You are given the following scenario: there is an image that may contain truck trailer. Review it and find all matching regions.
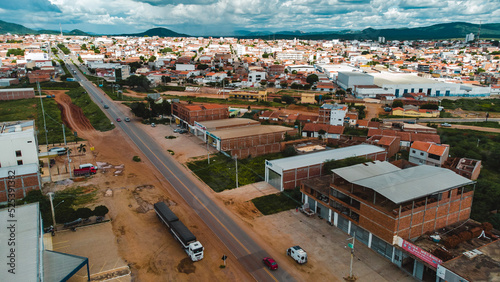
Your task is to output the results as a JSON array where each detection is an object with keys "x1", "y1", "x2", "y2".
[
  {"x1": 73, "y1": 167, "x2": 96, "y2": 176},
  {"x1": 154, "y1": 202, "x2": 204, "y2": 261}
]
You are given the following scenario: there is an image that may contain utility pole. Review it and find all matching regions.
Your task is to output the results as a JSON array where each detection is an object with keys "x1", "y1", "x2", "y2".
[
  {"x1": 48, "y1": 192, "x2": 56, "y2": 231},
  {"x1": 345, "y1": 232, "x2": 357, "y2": 281},
  {"x1": 207, "y1": 139, "x2": 210, "y2": 164},
  {"x1": 234, "y1": 155, "x2": 238, "y2": 188},
  {"x1": 62, "y1": 124, "x2": 72, "y2": 178},
  {"x1": 38, "y1": 81, "x2": 52, "y2": 182}
]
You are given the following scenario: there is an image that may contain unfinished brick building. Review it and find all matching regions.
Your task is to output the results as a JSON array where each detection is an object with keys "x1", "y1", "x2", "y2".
[
  {"x1": 172, "y1": 103, "x2": 229, "y2": 125},
  {"x1": 300, "y1": 161, "x2": 475, "y2": 280}
]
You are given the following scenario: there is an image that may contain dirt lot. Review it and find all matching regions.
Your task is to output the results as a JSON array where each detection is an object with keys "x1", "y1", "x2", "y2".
[
  {"x1": 47, "y1": 89, "x2": 414, "y2": 281},
  {"x1": 46, "y1": 90, "x2": 252, "y2": 281}
]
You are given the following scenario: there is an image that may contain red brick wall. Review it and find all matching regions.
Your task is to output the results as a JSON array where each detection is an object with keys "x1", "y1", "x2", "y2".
[
  {"x1": 0, "y1": 173, "x2": 40, "y2": 203},
  {"x1": 0, "y1": 89, "x2": 35, "y2": 100},
  {"x1": 221, "y1": 130, "x2": 296, "y2": 151}
]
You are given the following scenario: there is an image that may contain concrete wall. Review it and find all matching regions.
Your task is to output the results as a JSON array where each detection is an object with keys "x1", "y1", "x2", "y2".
[{"x1": 0, "y1": 88, "x2": 35, "y2": 100}]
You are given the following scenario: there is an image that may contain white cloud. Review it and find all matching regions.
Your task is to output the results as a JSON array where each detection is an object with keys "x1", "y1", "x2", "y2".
[{"x1": 1, "y1": 0, "x2": 498, "y2": 35}]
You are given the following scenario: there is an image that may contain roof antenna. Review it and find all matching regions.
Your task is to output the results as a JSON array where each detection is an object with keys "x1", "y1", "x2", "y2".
[{"x1": 476, "y1": 21, "x2": 481, "y2": 48}]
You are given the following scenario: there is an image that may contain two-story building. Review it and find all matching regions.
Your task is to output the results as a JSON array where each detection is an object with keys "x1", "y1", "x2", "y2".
[
  {"x1": 318, "y1": 104, "x2": 348, "y2": 126},
  {"x1": 300, "y1": 161, "x2": 475, "y2": 281},
  {"x1": 409, "y1": 141, "x2": 449, "y2": 167}
]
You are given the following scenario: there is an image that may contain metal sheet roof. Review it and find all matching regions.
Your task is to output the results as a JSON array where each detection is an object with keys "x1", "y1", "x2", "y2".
[
  {"x1": 332, "y1": 160, "x2": 400, "y2": 183},
  {"x1": 0, "y1": 203, "x2": 40, "y2": 282},
  {"x1": 267, "y1": 144, "x2": 385, "y2": 172},
  {"x1": 43, "y1": 250, "x2": 88, "y2": 282},
  {"x1": 334, "y1": 163, "x2": 474, "y2": 204}
]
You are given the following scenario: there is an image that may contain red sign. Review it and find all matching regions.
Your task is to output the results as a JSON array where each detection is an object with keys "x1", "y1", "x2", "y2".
[{"x1": 400, "y1": 239, "x2": 442, "y2": 268}]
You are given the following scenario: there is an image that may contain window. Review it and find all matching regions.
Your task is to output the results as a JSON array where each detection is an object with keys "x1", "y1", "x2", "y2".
[
  {"x1": 15, "y1": 150, "x2": 22, "y2": 157},
  {"x1": 420, "y1": 152, "x2": 424, "y2": 156},
  {"x1": 412, "y1": 150, "x2": 416, "y2": 154},
  {"x1": 27, "y1": 141, "x2": 32, "y2": 143},
  {"x1": 17, "y1": 160, "x2": 23, "y2": 165}
]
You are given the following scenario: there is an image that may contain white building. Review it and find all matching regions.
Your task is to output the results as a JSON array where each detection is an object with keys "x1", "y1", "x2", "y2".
[
  {"x1": 0, "y1": 120, "x2": 39, "y2": 167},
  {"x1": 372, "y1": 73, "x2": 491, "y2": 97},
  {"x1": 176, "y1": 64, "x2": 196, "y2": 71},
  {"x1": 248, "y1": 71, "x2": 266, "y2": 83},
  {"x1": 320, "y1": 104, "x2": 348, "y2": 126},
  {"x1": 409, "y1": 141, "x2": 449, "y2": 167},
  {"x1": 465, "y1": 33, "x2": 475, "y2": 42},
  {"x1": 337, "y1": 71, "x2": 374, "y2": 90},
  {"x1": 277, "y1": 51, "x2": 305, "y2": 61}
]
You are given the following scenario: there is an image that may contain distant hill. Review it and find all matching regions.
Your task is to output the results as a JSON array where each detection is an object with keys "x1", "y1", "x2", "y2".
[
  {"x1": 0, "y1": 20, "x2": 91, "y2": 36},
  {"x1": 117, "y1": 27, "x2": 189, "y2": 37},
  {"x1": 0, "y1": 20, "x2": 37, "y2": 34},
  {"x1": 239, "y1": 22, "x2": 500, "y2": 40}
]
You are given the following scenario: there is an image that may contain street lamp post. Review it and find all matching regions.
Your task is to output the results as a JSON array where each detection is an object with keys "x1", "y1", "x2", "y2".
[
  {"x1": 48, "y1": 192, "x2": 64, "y2": 233},
  {"x1": 345, "y1": 232, "x2": 356, "y2": 281}
]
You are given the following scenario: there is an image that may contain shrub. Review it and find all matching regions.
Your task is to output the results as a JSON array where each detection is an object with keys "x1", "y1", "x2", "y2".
[
  {"x1": 76, "y1": 207, "x2": 93, "y2": 220},
  {"x1": 93, "y1": 205, "x2": 109, "y2": 217},
  {"x1": 133, "y1": 156, "x2": 141, "y2": 162}
]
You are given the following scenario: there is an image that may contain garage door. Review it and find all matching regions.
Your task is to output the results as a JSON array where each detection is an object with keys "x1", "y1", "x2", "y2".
[{"x1": 267, "y1": 168, "x2": 281, "y2": 190}]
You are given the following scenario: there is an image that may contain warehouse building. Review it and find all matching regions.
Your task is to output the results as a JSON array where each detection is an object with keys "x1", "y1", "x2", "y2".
[
  {"x1": 264, "y1": 144, "x2": 386, "y2": 191},
  {"x1": 372, "y1": 73, "x2": 490, "y2": 97},
  {"x1": 336, "y1": 71, "x2": 374, "y2": 90},
  {"x1": 172, "y1": 103, "x2": 229, "y2": 126},
  {"x1": 194, "y1": 118, "x2": 296, "y2": 159}
]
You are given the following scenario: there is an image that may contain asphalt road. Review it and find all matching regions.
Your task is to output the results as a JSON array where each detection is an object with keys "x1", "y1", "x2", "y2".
[
  {"x1": 68, "y1": 64, "x2": 294, "y2": 281},
  {"x1": 382, "y1": 117, "x2": 500, "y2": 123}
]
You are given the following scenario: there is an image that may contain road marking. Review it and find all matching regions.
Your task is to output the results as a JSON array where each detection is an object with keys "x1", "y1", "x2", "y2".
[
  {"x1": 79, "y1": 71, "x2": 279, "y2": 282},
  {"x1": 99, "y1": 261, "x2": 107, "y2": 273},
  {"x1": 53, "y1": 240, "x2": 69, "y2": 245},
  {"x1": 54, "y1": 245, "x2": 69, "y2": 250}
]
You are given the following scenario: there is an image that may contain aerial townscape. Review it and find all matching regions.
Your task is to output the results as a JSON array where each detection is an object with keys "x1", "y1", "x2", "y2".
[{"x1": 1, "y1": 1, "x2": 500, "y2": 282}]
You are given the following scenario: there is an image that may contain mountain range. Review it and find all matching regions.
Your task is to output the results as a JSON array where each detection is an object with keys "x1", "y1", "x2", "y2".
[{"x1": 0, "y1": 20, "x2": 499, "y2": 40}]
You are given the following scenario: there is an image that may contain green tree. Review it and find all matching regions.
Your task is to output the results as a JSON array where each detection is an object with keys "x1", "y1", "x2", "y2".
[
  {"x1": 148, "y1": 55, "x2": 157, "y2": 62},
  {"x1": 282, "y1": 95, "x2": 295, "y2": 104},
  {"x1": 392, "y1": 100, "x2": 404, "y2": 108},
  {"x1": 280, "y1": 82, "x2": 288, "y2": 89},
  {"x1": 306, "y1": 74, "x2": 319, "y2": 84},
  {"x1": 76, "y1": 208, "x2": 93, "y2": 220},
  {"x1": 81, "y1": 44, "x2": 87, "y2": 50},
  {"x1": 93, "y1": 205, "x2": 109, "y2": 217},
  {"x1": 420, "y1": 103, "x2": 439, "y2": 110},
  {"x1": 160, "y1": 47, "x2": 173, "y2": 53}
]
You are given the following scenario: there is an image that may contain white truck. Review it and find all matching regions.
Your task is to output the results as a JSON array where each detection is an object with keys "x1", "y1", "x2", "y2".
[
  {"x1": 287, "y1": 246, "x2": 308, "y2": 264},
  {"x1": 154, "y1": 202, "x2": 204, "y2": 261}
]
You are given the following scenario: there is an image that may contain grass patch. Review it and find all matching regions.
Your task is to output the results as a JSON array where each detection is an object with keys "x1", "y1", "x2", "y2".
[
  {"x1": 187, "y1": 152, "x2": 285, "y2": 192},
  {"x1": 441, "y1": 98, "x2": 500, "y2": 112},
  {"x1": 0, "y1": 97, "x2": 74, "y2": 144},
  {"x1": 252, "y1": 188, "x2": 302, "y2": 215},
  {"x1": 66, "y1": 87, "x2": 115, "y2": 131},
  {"x1": 450, "y1": 121, "x2": 500, "y2": 129},
  {"x1": 165, "y1": 135, "x2": 177, "y2": 139}
]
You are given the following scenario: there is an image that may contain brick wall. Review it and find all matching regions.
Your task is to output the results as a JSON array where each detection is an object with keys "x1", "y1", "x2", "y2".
[
  {"x1": 0, "y1": 89, "x2": 35, "y2": 100},
  {"x1": 0, "y1": 173, "x2": 40, "y2": 203}
]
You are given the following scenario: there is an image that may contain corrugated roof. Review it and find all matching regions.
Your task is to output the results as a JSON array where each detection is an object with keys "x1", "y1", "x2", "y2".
[
  {"x1": 267, "y1": 144, "x2": 385, "y2": 171},
  {"x1": 334, "y1": 163, "x2": 474, "y2": 204},
  {"x1": 332, "y1": 161, "x2": 399, "y2": 182}
]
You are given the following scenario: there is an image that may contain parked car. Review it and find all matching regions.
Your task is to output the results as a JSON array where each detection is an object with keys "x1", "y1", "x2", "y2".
[
  {"x1": 173, "y1": 128, "x2": 181, "y2": 133},
  {"x1": 441, "y1": 123, "x2": 452, "y2": 127},
  {"x1": 151, "y1": 123, "x2": 156, "y2": 127},
  {"x1": 116, "y1": 118, "x2": 122, "y2": 122},
  {"x1": 124, "y1": 117, "x2": 131, "y2": 122},
  {"x1": 263, "y1": 257, "x2": 278, "y2": 270},
  {"x1": 179, "y1": 129, "x2": 188, "y2": 134},
  {"x1": 103, "y1": 105, "x2": 109, "y2": 109}
]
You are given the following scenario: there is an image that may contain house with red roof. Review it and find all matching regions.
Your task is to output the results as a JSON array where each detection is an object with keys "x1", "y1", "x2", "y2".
[{"x1": 409, "y1": 141, "x2": 449, "y2": 167}]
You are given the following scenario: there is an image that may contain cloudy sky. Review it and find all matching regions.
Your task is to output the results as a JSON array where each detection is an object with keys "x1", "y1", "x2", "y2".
[{"x1": 1, "y1": 0, "x2": 499, "y2": 35}]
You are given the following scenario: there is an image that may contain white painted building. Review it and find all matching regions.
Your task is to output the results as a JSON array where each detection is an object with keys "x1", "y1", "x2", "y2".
[
  {"x1": 0, "y1": 120, "x2": 39, "y2": 167},
  {"x1": 248, "y1": 71, "x2": 266, "y2": 83},
  {"x1": 176, "y1": 64, "x2": 196, "y2": 71}
]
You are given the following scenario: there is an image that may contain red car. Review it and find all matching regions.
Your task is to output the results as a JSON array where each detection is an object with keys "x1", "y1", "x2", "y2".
[
  {"x1": 262, "y1": 257, "x2": 278, "y2": 270},
  {"x1": 116, "y1": 118, "x2": 122, "y2": 122}
]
